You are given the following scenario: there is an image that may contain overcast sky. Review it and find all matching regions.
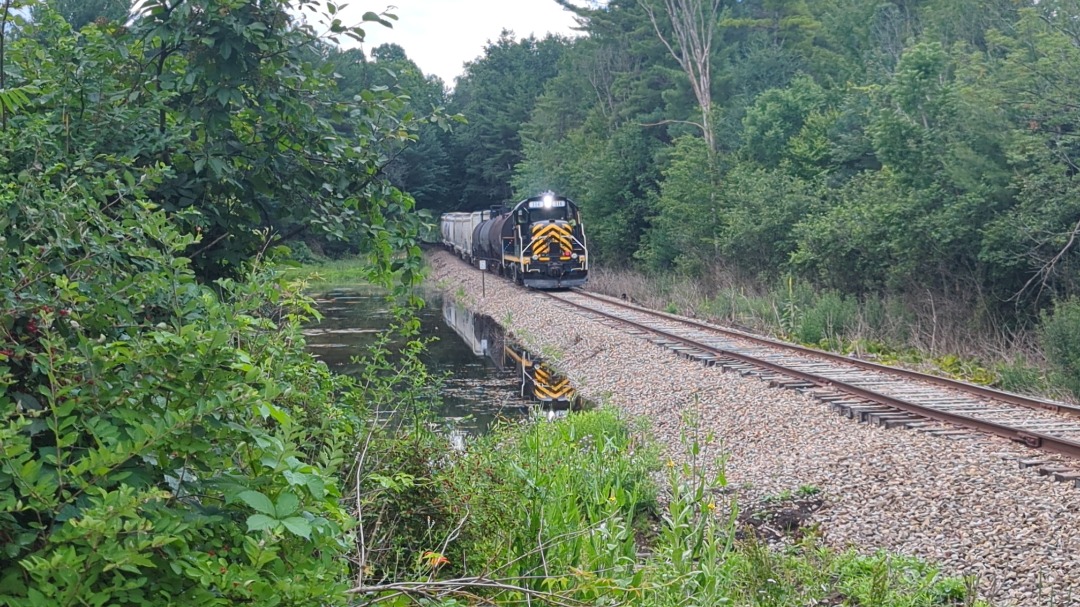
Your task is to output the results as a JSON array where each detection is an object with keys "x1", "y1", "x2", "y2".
[{"x1": 339, "y1": 1, "x2": 584, "y2": 86}]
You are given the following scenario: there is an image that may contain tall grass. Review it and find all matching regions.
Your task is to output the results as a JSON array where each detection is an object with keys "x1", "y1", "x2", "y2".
[
  {"x1": 279, "y1": 257, "x2": 377, "y2": 289},
  {"x1": 588, "y1": 265, "x2": 1067, "y2": 400},
  {"x1": 441, "y1": 409, "x2": 657, "y2": 594},
  {"x1": 419, "y1": 409, "x2": 987, "y2": 606}
]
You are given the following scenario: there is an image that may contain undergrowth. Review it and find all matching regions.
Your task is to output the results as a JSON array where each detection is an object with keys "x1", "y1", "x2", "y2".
[
  {"x1": 356, "y1": 408, "x2": 988, "y2": 606},
  {"x1": 279, "y1": 257, "x2": 378, "y2": 290},
  {"x1": 589, "y1": 267, "x2": 1075, "y2": 401}
]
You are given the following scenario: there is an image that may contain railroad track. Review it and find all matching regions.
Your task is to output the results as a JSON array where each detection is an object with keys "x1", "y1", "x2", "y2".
[{"x1": 539, "y1": 288, "x2": 1080, "y2": 484}]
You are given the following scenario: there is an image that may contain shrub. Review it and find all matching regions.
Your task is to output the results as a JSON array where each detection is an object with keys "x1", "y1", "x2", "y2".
[
  {"x1": 796, "y1": 290, "x2": 859, "y2": 346},
  {"x1": 0, "y1": 174, "x2": 361, "y2": 605},
  {"x1": 441, "y1": 409, "x2": 658, "y2": 584},
  {"x1": 1039, "y1": 298, "x2": 1080, "y2": 398},
  {"x1": 997, "y1": 357, "x2": 1048, "y2": 397}
]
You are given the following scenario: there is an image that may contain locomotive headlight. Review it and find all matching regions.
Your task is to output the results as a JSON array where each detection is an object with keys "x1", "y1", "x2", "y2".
[
  {"x1": 571, "y1": 253, "x2": 579, "y2": 259},
  {"x1": 531, "y1": 254, "x2": 539, "y2": 261},
  {"x1": 542, "y1": 194, "x2": 554, "y2": 207}
]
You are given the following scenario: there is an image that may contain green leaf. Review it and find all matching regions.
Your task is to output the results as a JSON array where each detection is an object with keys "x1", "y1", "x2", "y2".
[
  {"x1": 280, "y1": 516, "x2": 311, "y2": 539},
  {"x1": 274, "y1": 492, "x2": 299, "y2": 518},
  {"x1": 237, "y1": 490, "x2": 275, "y2": 515},
  {"x1": 246, "y1": 514, "x2": 278, "y2": 532},
  {"x1": 282, "y1": 470, "x2": 307, "y2": 486},
  {"x1": 306, "y1": 476, "x2": 326, "y2": 499}
]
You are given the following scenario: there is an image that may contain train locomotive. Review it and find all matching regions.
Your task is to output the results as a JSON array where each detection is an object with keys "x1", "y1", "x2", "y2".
[{"x1": 440, "y1": 192, "x2": 588, "y2": 289}]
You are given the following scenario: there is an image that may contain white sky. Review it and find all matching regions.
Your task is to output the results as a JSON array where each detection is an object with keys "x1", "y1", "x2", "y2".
[{"x1": 339, "y1": 1, "x2": 584, "y2": 86}]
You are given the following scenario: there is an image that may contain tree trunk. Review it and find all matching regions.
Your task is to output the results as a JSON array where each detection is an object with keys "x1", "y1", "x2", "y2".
[{"x1": 640, "y1": 0, "x2": 722, "y2": 153}]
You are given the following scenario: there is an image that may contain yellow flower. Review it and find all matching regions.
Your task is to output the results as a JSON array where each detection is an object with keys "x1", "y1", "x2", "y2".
[
  {"x1": 666, "y1": 459, "x2": 675, "y2": 468},
  {"x1": 707, "y1": 502, "x2": 716, "y2": 512}
]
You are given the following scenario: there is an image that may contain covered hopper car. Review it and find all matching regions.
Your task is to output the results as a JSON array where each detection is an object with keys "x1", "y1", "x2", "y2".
[{"x1": 440, "y1": 193, "x2": 588, "y2": 289}]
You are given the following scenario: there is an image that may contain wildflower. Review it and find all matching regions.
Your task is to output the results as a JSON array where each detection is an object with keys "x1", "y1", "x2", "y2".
[
  {"x1": 666, "y1": 459, "x2": 675, "y2": 468},
  {"x1": 707, "y1": 502, "x2": 716, "y2": 512}
]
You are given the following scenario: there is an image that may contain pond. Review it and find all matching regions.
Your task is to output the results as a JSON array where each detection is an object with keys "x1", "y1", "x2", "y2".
[{"x1": 303, "y1": 286, "x2": 583, "y2": 441}]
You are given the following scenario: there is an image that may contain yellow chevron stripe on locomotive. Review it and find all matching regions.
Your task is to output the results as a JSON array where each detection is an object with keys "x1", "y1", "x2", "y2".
[
  {"x1": 531, "y1": 223, "x2": 574, "y2": 250},
  {"x1": 531, "y1": 222, "x2": 571, "y2": 238},
  {"x1": 532, "y1": 223, "x2": 573, "y2": 241}
]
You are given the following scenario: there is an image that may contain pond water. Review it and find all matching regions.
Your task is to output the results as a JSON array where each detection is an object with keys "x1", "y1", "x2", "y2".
[{"x1": 303, "y1": 286, "x2": 583, "y2": 440}]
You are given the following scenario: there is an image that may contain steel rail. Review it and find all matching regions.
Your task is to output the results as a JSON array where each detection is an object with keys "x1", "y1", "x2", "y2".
[
  {"x1": 574, "y1": 290, "x2": 1080, "y2": 418},
  {"x1": 543, "y1": 290, "x2": 1080, "y2": 460}
]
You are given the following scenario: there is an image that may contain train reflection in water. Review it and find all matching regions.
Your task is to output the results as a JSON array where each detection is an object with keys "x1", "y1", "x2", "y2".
[{"x1": 442, "y1": 299, "x2": 584, "y2": 419}]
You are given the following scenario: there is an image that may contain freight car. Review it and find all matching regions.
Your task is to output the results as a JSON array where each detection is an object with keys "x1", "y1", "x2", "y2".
[
  {"x1": 440, "y1": 192, "x2": 588, "y2": 289},
  {"x1": 439, "y1": 211, "x2": 490, "y2": 258}
]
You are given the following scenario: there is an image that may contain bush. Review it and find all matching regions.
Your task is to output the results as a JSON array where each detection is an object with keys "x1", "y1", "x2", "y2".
[
  {"x1": 1039, "y1": 298, "x2": 1080, "y2": 398},
  {"x1": 283, "y1": 240, "x2": 327, "y2": 265},
  {"x1": 796, "y1": 290, "x2": 860, "y2": 346},
  {"x1": 997, "y1": 357, "x2": 1048, "y2": 397},
  {"x1": 440, "y1": 409, "x2": 658, "y2": 585},
  {"x1": 0, "y1": 175, "x2": 362, "y2": 606},
  {"x1": 390, "y1": 409, "x2": 988, "y2": 607}
]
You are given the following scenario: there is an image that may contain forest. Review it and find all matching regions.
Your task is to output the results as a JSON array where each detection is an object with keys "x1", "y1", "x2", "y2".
[
  {"x1": 427, "y1": 0, "x2": 1080, "y2": 303},
  {"x1": 388, "y1": 0, "x2": 1080, "y2": 395}
]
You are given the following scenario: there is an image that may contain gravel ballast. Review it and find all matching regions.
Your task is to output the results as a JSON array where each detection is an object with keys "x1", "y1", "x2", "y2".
[{"x1": 426, "y1": 250, "x2": 1080, "y2": 606}]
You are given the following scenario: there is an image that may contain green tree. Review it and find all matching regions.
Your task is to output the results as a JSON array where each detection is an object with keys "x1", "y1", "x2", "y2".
[
  {"x1": 978, "y1": 2, "x2": 1080, "y2": 303},
  {"x1": 639, "y1": 135, "x2": 718, "y2": 272},
  {"x1": 31, "y1": 0, "x2": 129, "y2": 28},
  {"x1": 0, "y1": 2, "x2": 442, "y2": 604},
  {"x1": 4, "y1": 0, "x2": 434, "y2": 281},
  {"x1": 740, "y1": 75, "x2": 829, "y2": 171},
  {"x1": 446, "y1": 31, "x2": 567, "y2": 210},
  {"x1": 364, "y1": 44, "x2": 453, "y2": 214}
]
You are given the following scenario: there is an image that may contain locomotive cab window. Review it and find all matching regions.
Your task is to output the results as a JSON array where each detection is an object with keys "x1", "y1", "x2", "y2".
[
  {"x1": 529, "y1": 207, "x2": 570, "y2": 222},
  {"x1": 526, "y1": 198, "x2": 570, "y2": 222}
]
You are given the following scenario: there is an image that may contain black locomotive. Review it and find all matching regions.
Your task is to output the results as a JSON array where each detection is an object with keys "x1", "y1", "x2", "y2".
[{"x1": 440, "y1": 193, "x2": 589, "y2": 289}]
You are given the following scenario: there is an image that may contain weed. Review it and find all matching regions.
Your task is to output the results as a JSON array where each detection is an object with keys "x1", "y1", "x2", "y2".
[
  {"x1": 587, "y1": 267, "x2": 1073, "y2": 401},
  {"x1": 997, "y1": 357, "x2": 1049, "y2": 397},
  {"x1": 540, "y1": 343, "x2": 565, "y2": 362},
  {"x1": 280, "y1": 257, "x2": 376, "y2": 289},
  {"x1": 1039, "y1": 298, "x2": 1080, "y2": 398},
  {"x1": 366, "y1": 408, "x2": 991, "y2": 606}
]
